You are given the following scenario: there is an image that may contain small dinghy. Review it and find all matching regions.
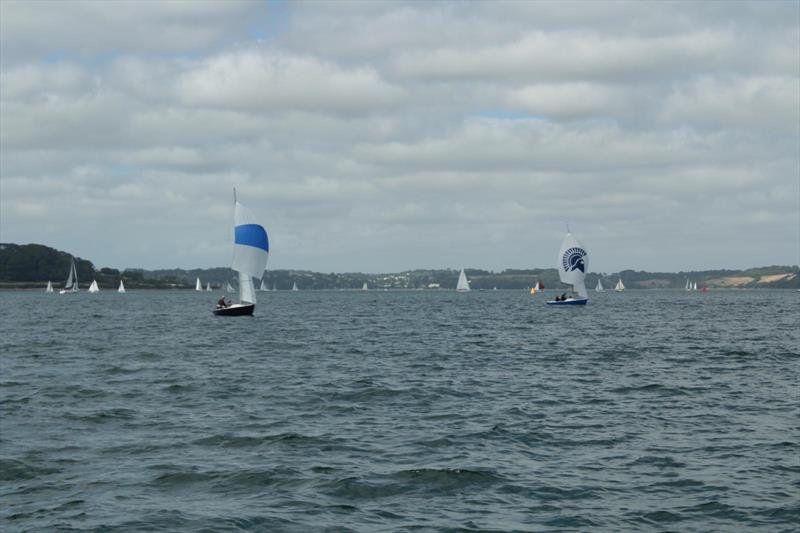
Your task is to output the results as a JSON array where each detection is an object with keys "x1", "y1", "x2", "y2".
[
  {"x1": 214, "y1": 189, "x2": 269, "y2": 316},
  {"x1": 214, "y1": 302, "x2": 255, "y2": 316},
  {"x1": 547, "y1": 229, "x2": 589, "y2": 306},
  {"x1": 546, "y1": 297, "x2": 588, "y2": 306}
]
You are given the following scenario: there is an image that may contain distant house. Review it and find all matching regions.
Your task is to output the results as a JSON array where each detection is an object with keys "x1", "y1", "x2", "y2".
[{"x1": 427, "y1": 283, "x2": 440, "y2": 289}]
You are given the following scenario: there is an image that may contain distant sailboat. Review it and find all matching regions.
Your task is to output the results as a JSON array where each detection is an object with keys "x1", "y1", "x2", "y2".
[
  {"x1": 615, "y1": 278, "x2": 625, "y2": 292},
  {"x1": 456, "y1": 269, "x2": 471, "y2": 292},
  {"x1": 596, "y1": 279, "x2": 604, "y2": 292},
  {"x1": 362, "y1": 282, "x2": 368, "y2": 291},
  {"x1": 118, "y1": 280, "x2": 126, "y2": 293},
  {"x1": 685, "y1": 278, "x2": 692, "y2": 291},
  {"x1": 292, "y1": 282, "x2": 299, "y2": 291},
  {"x1": 531, "y1": 279, "x2": 543, "y2": 295},
  {"x1": 88, "y1": 280, "x2": 100, "y2": 293},
  {"x1": 214, "y1": 189, "x2": 269, "y2": 316},
  {"x1": 45, "y1": 281, "x2": 53, "y2": 293},
  {"x1": 692, "y1": 281, "x2": 698, "y2": 291},
  {"x1": 195, "y1": 277, "x2": 202, "y2": 291},
  {"x1": 226, "y1": 281, "x2": 235, "y2": 293},
  {"x1": 59, "y1": 257, "x2": 79, "y2": 294},
  {"x1": 259, "y1": 279, "x2": 267, "y2": 292},
  {"x1": 206, "y1": 282, "x2": 212, "y2": 292},
  {"x1": 547, "y1": 231, "x2": 588, "y2": 305}
]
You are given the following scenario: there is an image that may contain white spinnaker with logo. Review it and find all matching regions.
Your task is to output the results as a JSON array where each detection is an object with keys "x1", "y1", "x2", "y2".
[{"x1": 557, "y1": 232, "x2": 589, "y2": 298}]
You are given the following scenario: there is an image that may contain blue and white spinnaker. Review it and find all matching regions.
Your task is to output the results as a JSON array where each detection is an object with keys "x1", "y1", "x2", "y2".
[{"x1": 231, "y1": 198, "x2": 269, "y2": 305}]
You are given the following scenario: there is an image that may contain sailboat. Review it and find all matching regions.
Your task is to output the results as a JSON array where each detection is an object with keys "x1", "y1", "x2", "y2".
[
  {"x1": 118, "y1": 280, "x2": 126, "y2": 293},
  {"x1": 195, "y1": 277, "x2": 202, "y2": 291},
  {"x1": 530, "y1": 280, "x2": 543, "y2": 295},
  {"x1": 214, "y1": 189, "x2": 269, "y2": 316},
  {"x1": 45, "y1": 281, "x2": 53, "y2": 293},
  {"x1": 362, "y1": 282, "x2": 368, "y2": 291},
  {"x1": 685, "y1": 279, "x2": 692, "y2": 291},
  {"x1": 205, "y1": 282, "x2": 212, "y2": 292},
  {"x1": 614, "y1": 278, "x2": 625, "y2": 292},
  {"x1": 88, "y1": 280, "x2": 100, "y2": 293},
  {"x1": 456, "y1": 269, "x2": 471, "y2": 292},
  {"x1": 547, "y1": 231, "x2": 588, "y2": 305},
  {"x1": 595, "y1": 279, "x2": 604, "y2": 292},
  {"x1": 292, "y1": 282, "x2": 298, "y2": 291},
  {"x1": 692, "y1": 281, "x2": 698, "y2": 291},
  {"x1": 59, "y1": 257, "x2": 79, "y2": 294},
  {"x1": 226, "y1": 281, "x2": 235, "y2": 293},
  {"x1": 259, "y1": 279, "x2": 267, "y2": 292}
]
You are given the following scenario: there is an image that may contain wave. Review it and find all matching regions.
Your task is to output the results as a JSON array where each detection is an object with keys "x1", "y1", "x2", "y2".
[{"x1": 0, "y1": 459, "x2": 59, "y2": 481}]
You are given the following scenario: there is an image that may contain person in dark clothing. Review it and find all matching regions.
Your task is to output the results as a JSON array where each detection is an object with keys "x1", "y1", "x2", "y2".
[{"x1": 217, "y1": 295, "x2": 228, "y2": 308}]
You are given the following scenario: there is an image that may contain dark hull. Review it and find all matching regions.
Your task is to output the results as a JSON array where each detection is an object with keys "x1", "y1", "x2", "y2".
[
  {"x1": 213, "y1": 303, "x2": 254, "y2": 316},
  {"x1": 546, "y1": 298, "x2": 588, "y2": 306}
]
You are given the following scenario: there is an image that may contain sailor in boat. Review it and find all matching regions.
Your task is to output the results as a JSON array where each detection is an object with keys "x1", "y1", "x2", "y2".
[
  {"x1": 217, "y1": 295, "x2": 229, "y2": 309},
  {"x1": 556, "y1": 292, "x2": 585, "y2": 302}
]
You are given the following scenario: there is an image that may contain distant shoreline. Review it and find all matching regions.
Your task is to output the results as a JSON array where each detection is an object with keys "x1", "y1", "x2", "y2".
[{"x1": 1, "y1": 286, "x2": 796, "y2": 292}]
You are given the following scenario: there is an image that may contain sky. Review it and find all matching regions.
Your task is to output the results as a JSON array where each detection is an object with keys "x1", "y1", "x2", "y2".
[{"x1": 1, "y1": 0, "x2": 798, "y2": 273}]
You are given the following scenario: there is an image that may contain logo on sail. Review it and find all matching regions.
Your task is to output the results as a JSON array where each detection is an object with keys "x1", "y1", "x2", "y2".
[{"x1": 562, "y1": 247, "x2": 586, "y2": 273}]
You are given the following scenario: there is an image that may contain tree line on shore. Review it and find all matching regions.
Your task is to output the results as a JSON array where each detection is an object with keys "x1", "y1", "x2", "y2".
[{"x1": 1, "y1": 243, "x2": 798, "y2": 290}]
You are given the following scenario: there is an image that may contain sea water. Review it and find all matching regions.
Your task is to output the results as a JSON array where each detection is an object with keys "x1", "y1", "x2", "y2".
[{"x1": 1, "y1": 289, "x2": 798, "y2": 531}]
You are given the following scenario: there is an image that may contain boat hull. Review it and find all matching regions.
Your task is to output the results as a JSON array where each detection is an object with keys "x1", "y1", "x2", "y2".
[
  {"x1": 546, "y1": 298, "x2": 588, "y2": 306},
  {"x1": 213, "y1": 303, "x2": 254, "y2": 316}
]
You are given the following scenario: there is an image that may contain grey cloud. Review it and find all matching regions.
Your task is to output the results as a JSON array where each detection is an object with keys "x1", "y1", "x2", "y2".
[{"x1": 0, "y1": 0, "x2": 259, "y2": 63}]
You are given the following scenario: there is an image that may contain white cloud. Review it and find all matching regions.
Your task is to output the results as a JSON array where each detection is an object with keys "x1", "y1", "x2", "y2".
[
  {"x1": 175, "y1": 50, "x2": 404, "y2": 114},
  {"x1": 505, "y1": 83, "x2": 626, "y2": 119},
  {"x1": 659, "y1": 76, "x2": 800, "y2": 132},
  {"x1": 392, "y1": 29, "x2": 736, "y2": 82}
]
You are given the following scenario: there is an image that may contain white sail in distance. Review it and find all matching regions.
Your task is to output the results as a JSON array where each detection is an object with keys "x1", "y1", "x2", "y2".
[
  {"x1": 557, "y1": 232, "x2": 588, "y2": 298},
  {"x1": 88, "y1": 280, "x2": 99, "y2": 293},
  {"x1": 64, "y1": 258, "x2": 78, "y2": 291},
  {"x1": 195, "y1": 277, "x2": 202, "y2": 291},
  {"x1": 46, "y1": 281, "x2": 53, "y2": 293},
  {"x1": 596, "y1": 279, "x2": 604, "y2": 292},
  {"x1": 118, "y1": 280, "x2": 126, "y2": 293},
  {"x1": 456, "y1": 269, "x2": 471, "y2": 291}
]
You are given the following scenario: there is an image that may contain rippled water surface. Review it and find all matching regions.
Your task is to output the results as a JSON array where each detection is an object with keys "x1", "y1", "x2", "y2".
[{"x1": 1, "y1": 289, "x2": 798, "y2": 531}]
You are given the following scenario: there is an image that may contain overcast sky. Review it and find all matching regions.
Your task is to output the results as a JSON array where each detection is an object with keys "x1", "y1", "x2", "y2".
[{"x1": 1, "y1": 0, "x2": 798, "y2": 273}]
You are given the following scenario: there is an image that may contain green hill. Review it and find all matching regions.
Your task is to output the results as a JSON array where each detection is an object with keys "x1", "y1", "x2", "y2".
[{"x1": 1, "y1": 242, "x2": 797, "y2": 290}]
